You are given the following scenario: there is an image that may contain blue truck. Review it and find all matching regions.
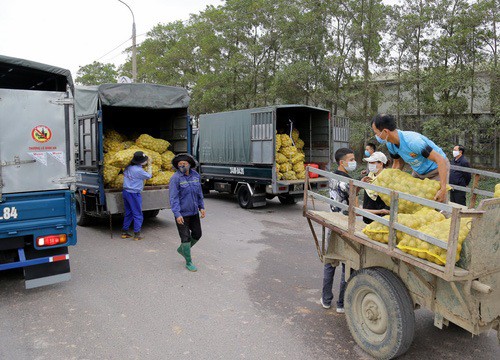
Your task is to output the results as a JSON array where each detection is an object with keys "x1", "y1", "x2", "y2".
[
  {"x1": 73, "y1": 84, "x2": 191, "y2": 225},
  {"x1": 0, "y1": 55, "x2": 77, "y2": 288}
]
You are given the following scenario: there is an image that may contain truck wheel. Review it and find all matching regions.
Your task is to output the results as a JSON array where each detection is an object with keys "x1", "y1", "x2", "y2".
[
  {"x1": 237, "y1": 186, "x2": 253, "y2": 209},
  {"x1": 278, "y1": 195, "x2": 297, "y2": 205},
  {"x1": 75, "y1": 194, "x2": 92, "y2": 227},
  {"x1": 344, "y1": 267, "x2": 415, "y2": 359},
  {"x1": 143, "y1": 209, "x2": 160, "y2": 218},
  {"x1": 266, "y1": 194, "x2": 275, "y2": 200}
]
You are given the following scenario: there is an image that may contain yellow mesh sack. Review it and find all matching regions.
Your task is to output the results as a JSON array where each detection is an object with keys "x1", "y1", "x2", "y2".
[
  {"x1": 280, "y1": 162, "x2": 293, "y2": 173},
  {"x1": 104, "y1": 165, "x2": 121, "y2": 185},
  {"x1": 293, "y1": 162, "x2": 305, "y2": 173},
  {"x1": 296, "y1": 170, "x2": 306, "y2": 180},
  {"x1": 104, "y1": 139, "x2": 125, "y2": 153},
  {"x1": 295, "y1": 138, "x2": 305, "y2": 150},
  {"x1": 146, "y1": 171, "x2": 175, "y2": 186},
  {"x1": 104, "y1": 129, "x2": 125, "y2": 142},
  {"x1": 109, "y1": 174, "x2": 124, "y2": 189},
  {"x1": 280, "y1": 146, "x2": 298, "y2": 158},
  {"x1": 291, "y1": 128, "x2": 300, "y2": 143},
  {"x1": 280, "y1": 134, "x2": 293, "y2": 147},
  {"x1": 397, "y1": 218, "x2": 472, "y2": 265},
  {"x1": 276, "y1": 153, "x2": 288, "y2": 164},
  {"x1": 136, "y1": 134, "x2": 170, "y2": 153},
  {"x1": 276, "y1": 134, "x2": 282, "y2": 152},
  {"x1": 161, "y1": 151, "x2": 175, "y2": 170},
  {"x1": 494, "y1": 183, "x2": 500, "y2": 198},
  {"x1": 291, "y1": 152, "x2": 305, "y2": 165},
  {"x1": 282, "y1": 171, "x2": 297, "y2": 180}
]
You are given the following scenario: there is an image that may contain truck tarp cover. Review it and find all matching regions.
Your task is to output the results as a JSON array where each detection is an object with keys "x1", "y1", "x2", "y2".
[
  {"x1": 0, "y1": 54, "x2": 74, "y2": 92},
  {"x1": 75, "y1": 83, "x2": 190, "y2": 117},
  {"x1": 199, "y1": 111, "x2": 251, "y2": 164}
]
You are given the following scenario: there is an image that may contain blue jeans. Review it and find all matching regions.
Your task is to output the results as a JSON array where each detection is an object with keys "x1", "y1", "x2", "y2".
[
  {"x1": 322, "y1": 262, "x2": 346, "y2": 308},
  {"x1": 122, "y1": 190, "x2": 143, "y2": 233}
]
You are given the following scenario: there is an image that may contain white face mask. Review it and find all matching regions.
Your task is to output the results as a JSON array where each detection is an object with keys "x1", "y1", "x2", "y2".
[
  {"x1": 368, "y1": 163, "x2": 378, "y2": 173},
  {"x1": 453, "y1": 150, "x2": 460, "y2": 158},
  {"x1": 344, "y1": 160, "x2": 357, "y2": 172}
]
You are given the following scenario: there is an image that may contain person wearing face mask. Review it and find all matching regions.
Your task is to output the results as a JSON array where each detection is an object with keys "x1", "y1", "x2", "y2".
[
  {"x1": 169, "y1": 153, "x2": 206, "y2": 272},
  {"x1": 449, "y1": 145, "x2": 471, "y2": 206},
  {"x1": 121, "y1": 151, "x2": 153, "y2": 241},
  {"x1": 360, "y1": 152, "x2": 390, "y2": 224},
  {"x1": 360, "y1": 143, "x2": 377, "y2": 176},
  {"x1": 320, "y1": 148, "x2": 356, "y2": 314},
  {"x1": 371, "y1": 114, "x2": 450, "y2": 203}
]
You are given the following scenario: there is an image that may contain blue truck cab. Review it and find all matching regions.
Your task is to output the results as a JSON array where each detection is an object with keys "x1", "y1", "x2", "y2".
[{"x1": 0, "y1": 55, "x2": 77, "y2": 288}]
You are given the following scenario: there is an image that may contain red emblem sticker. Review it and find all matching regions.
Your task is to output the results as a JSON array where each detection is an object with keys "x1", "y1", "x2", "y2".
[
  {"x1": 31, "y1": 125, "x2": 52, "y2": 143},
  {"x1": 409, "y1": 152, "x2": 417, "y2": 158}
]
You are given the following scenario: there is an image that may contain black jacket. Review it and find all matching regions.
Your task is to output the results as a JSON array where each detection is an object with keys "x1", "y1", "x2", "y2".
[{"x1": 449, "y1": 155, "x2": 471, "y2": 187}]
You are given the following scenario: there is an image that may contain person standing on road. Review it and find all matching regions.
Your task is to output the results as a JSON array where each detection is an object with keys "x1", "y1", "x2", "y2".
[
  {"x1": 320, "y1": 148, "x2": 355, "y2": 313},
  {"x1": 121, "y1": 151, "x2": 153, "y2": 241},
  {"x1": 169, "y1": 153, "x2": 206, "y2": 272},
  {"x1": 449, "y1": 145, "x2": 471, "y2": 206},
  {"x1": 371, "y1": 114, "x2": 450, "y2": 202}
]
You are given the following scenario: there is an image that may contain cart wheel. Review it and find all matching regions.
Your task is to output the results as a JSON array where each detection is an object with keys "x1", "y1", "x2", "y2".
[
  {"x1": 237, "y1": 186, "x2": 253, "y2": 209},
  {"x1": 344, "y1": 267, "x2": 415, "y2": 359},
  {"x1": 265, "y1": 194, "x2": 275, "y2": 200},
  {"x1": 143, "y1": 210, "x2": 160, "y2": 218},
  {"x1": 278, "y1": 194, "x2": 297, "y2": 205},
  {"x1": 75, "y1": 193, "x2": 92, "y2": 227}
]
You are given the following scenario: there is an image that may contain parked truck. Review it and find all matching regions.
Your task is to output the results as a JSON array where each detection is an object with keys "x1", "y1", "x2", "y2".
[
  {"x1": 193, "y1": 105, "x2": 349, "y2": 208},
  {"x1": 0, "y1": 55, "x2": 77, "y2": 289},
  {"x1": 74, "y1": 83, "x2": 190, "y2": 225}
]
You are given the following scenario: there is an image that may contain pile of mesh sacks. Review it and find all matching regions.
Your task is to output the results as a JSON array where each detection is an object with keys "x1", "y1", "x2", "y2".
[
  {"x1": 275, "y1": 128, "x2": 306, "y2": 180},
  {"x1": 103, "y1": 130, "x2": 176, "y2": 189},
  {"x1": 362, "y1": 169, "x2": 471, "y2": 266}
]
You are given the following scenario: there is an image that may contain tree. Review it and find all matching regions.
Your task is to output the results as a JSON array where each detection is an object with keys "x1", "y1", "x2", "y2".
[{"x1": 75, "y1": 62, "x2": 119, "y2": 85}]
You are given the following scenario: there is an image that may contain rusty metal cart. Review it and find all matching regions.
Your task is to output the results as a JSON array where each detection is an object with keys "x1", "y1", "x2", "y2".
[{"x1": 303, "y1": 167, "x2": 500, "y2": 359}]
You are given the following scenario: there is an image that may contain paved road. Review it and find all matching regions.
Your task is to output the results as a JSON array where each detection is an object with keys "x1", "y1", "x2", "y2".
[{"x1": 0, "y1": 194, "x2": 498, "y2": 359}]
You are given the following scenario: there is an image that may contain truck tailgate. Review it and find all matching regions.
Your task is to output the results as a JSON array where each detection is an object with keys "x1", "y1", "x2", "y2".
[{"x1": 105, "y1": 186, "x2": 170, "y2": 214}]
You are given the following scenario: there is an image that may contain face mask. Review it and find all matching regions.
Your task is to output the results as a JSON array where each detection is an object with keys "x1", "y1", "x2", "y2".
[
  {"x1": 368, "y1": 163, "x2": 378, "y2": 173},
  {"x1": 375, "y1": 130, "x2": 387, "y2": 145},
  {"x1": 453, "y1": 150, "x2": 460, "y2": 158},
  {"x1": 364, "y1": 150, "x2": 371, "y2": 157},
  {"x1": 178, "y1": 164, "x2": 190, "y2": 173},
  {"x1": 344, "y1": 160, "x2": 357, "y2": 172}
]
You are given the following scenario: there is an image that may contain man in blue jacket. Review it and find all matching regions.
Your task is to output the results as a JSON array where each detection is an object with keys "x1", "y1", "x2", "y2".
[
  {"x1": 449, "y1": 145, "x2": 471, "y2": 206},
  {"x1": 371, "y1": 114, "x2": 450, "y2": 203},
  {"x1": 169, "y1": 153, "x2": 206, "y2": 272}
]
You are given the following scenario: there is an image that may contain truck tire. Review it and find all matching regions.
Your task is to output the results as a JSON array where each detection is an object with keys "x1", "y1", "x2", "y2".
[
  {"x1": 237, "y1": 186, "x2": 253, "y2": 209},
  {"x1": 278, "y1": 194, "x2": 297, "y2": 205},
  {"x1": 143, "y1": 209, "x2": 160, "y2": 218},
  {"x1": 344, "y1": 267, "x2": 415, "y2": 360},
  {"x1": 75, "y1": 194, "x2": 92, "y2": 227}
]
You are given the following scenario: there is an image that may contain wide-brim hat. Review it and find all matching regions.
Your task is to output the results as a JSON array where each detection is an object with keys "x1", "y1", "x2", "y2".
[
  {"x1": 172, "y1": 153, "x2": 197, "y2": 169},
  {"x1": 363, "y1": 151, "x2": 388, "y2": 164},
  {"x1": 131, "y1": 151, "x2": 149, "y2": 165}
]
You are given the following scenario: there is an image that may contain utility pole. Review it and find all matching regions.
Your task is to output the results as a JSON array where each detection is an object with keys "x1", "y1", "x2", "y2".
[{"x1": 118, "y1": 0, "x2": 137, "y2": 82}]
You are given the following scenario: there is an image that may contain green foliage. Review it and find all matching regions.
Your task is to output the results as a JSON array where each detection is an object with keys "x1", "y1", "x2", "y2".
[{"x1": 75, "y1": 62, "x2": 118, "y2": 85}]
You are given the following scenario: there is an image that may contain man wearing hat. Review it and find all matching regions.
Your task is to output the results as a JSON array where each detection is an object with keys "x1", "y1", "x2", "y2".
[
  {"x1": 169, "y1": 153, "x2": 206, "y2": 272},
  {"x1": 361, "y1": 151, "x2": 390, "y2": 224},
  {"x1": 121, "y1": 151, "x2": 153, "y2": 240}
]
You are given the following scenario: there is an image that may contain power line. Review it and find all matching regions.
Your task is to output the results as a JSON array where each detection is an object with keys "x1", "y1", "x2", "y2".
[{"x1": 95, "y1": 33, "x2": 148, "y2": 62}]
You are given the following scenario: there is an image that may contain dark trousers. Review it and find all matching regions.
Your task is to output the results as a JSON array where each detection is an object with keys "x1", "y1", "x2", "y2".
[
  {"x1": 122, "y1": 191, "x2": 143, "y2": 233},
  {"x1": 450, "y1": 189, "x2": 467, "y2": 206},
  {"x1": 175, "y1": 214, "x2": 202, "y2": 243},
  {"x1": 322, "y1": 263, "x2": 346, "y2": 308}
]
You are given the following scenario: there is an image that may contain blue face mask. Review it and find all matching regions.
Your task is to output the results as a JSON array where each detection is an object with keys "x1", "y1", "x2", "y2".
[
  {"x1": 178, "y1": 165, "x2": 190, "y2": 173},
  {"x1": 375, "y1": 131, "x2": 387, "y2": 145},
  {"x1": 364, "y1": 150, "x2": 371, "y2": 157}
]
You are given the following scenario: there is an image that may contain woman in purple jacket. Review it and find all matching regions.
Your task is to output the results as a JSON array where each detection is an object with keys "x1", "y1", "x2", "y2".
[{"x1": 169, "y1": 153, "x2": 206, "y2": 272}]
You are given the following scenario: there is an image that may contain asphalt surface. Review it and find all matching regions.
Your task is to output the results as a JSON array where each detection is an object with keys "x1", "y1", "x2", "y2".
[{"x1": 0, "y1": 193, "x2": 498, "y2": 359}]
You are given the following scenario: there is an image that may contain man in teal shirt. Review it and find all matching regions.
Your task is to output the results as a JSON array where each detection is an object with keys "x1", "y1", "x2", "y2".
[{"x1": 371, "y1": 114, "x2": 450, "y2": 203}]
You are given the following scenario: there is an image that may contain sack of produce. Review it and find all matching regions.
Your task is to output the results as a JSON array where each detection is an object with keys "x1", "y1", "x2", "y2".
[
  {"x1": 295, "y1": 138, "x2": 305, "y2": 150},
  {"x1": 280, "y1": 162, "x2": 293, "y2": 173},
  {"x1": 282, "y1": 171, "x2": 297, "y2": 180},
  {"x1": 104, "y1": 165, "x2": 121, "y2": 185},
  {"x1": 280, "y1": 134, "x2": 293, "y2": 147},
  {"x1": 280, "y1": 146, "x2": 298, "y2": 158},
  {"x1": 362, "y1": 207, "x2": 446, "y2": 244},
  {"x1": 296, "y1": 170, "x2": 306, "y2": 180},
  {"x1": 397, "y1": 217, "x2": 472, "y2": 265},
  {"x1": 276, "y1": 153, "x2": 288, "y2": 164},
  {"x1": 136, "y1": 134, "x2": 170, "y2": 153},
  {"x1": 161, "y1": 151, "x2": 175, "y2": 170},
  {"x1": 108, "y1": 148, "x2": 137, "y2": 168},
  {"x1": 104, "y1": 129, "x2": 125, "y2": 142},
  {"x1": 104, "y1": 139, "x2": 125, "y2": 153},
  {"x1": 495, "y1": 183, "x2": 500, "y2": 198},
  {"x1": 293, "y1": 162, "x2": 305, "y2": 173},
  {"x1": 291, "y1": 128, "x2": 300, "y2": 143},
  {"x1": 291, "y1": 152, "x2": 305, "y2": 165},
  {"x1": 146, "y1": 171, "x2": 175, "y2": 186},
  {"x1": 276, "y1": 133, "x2": 282, "y2": 153},
  {"x1": 123, "y1": 140, "x2": 135, "y2": 149},
  {"x1": 109, "y1": 174, "x2": 124, "y2": 189},
  {"x1": 372, "y1": 169, "x2": 450, "y2": 214},
  {"x1": 129, "y1": 145, "x2": 162, "y2": 166}
]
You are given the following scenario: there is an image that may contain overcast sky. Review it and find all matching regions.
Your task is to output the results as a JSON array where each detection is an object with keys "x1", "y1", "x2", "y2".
[{"x1": 0, "y1": 0, "x2": 222, "y2": 77}]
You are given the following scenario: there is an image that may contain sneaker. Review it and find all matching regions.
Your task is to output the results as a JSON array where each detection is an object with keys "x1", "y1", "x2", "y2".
[
  {"x1": 121, "y1": 232, "x2": 132, "y2": 239},
  {"x1": 336, "y1": 307, "x2": 345, "y2": 314},
  {"x1": 133, "y1": 232, "x2": 143, "y2": 241},
  {"x1": 320, "y1": 298, "x2": 331, "y2": 309}
]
